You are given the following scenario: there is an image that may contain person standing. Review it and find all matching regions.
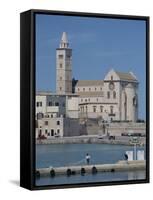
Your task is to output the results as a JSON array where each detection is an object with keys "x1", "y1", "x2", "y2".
[{"x1": 86, "y1": 153, "x2": 91, "y2": 165}]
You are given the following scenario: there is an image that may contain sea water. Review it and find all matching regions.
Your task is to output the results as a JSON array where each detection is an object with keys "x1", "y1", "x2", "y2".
[{"x1": 36, "y1": 143, "x2": 146, "y2": 186}]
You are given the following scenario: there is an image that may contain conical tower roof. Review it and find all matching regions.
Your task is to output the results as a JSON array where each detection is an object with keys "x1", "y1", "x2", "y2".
[{"x1": 60, "y1": 32, "x2": 69, "y2": 48}]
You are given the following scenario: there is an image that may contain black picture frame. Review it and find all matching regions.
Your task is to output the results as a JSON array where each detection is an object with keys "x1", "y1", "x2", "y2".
[{"x1": 20, "y1": 9, "x2": 150, "y2": 190}]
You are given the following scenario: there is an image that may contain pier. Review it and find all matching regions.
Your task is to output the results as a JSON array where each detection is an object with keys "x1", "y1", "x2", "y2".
[{"x1": 36, "y1": 160, "x2": 146, "y2": 177}]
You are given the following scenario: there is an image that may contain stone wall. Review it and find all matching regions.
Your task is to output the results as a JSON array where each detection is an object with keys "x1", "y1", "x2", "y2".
[{"x1": 84, "y1": 119, "x2": 146, "y2": 136}]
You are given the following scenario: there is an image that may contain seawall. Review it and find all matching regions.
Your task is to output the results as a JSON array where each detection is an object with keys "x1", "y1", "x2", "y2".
[
  {"x1": 36, "y1": 160, "x2": 146, "y2": 177},
  {"x1": 36, "y1": 136, "x2": 145, "y2": 145}
]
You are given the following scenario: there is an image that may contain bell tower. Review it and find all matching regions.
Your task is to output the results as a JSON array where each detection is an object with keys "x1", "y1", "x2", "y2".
[{"x1": 56, "y1": 32, "x2": 72, "y2": 94}]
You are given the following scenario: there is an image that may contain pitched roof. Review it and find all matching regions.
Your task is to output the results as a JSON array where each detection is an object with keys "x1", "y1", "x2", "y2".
[
  {"x1": 76, "y1": 80, "x2": 104, "y2": 87},
  {"x1": 76, "y1": 91, "x2": 104, "y2": 97},
  {"x1": 115, "y1": 71, "x2": 137, "y2": 81}
]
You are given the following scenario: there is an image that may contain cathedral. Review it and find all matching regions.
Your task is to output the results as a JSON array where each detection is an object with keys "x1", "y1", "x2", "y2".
[
  {"x1": 35, "y1": 32, "x2": 139, "y2": 138},
  {"x1": 55, "y1": 32, "x2": 138, "y2": 122}
]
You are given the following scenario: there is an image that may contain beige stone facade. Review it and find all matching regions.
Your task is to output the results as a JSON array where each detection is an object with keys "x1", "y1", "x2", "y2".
[{"x1": 75, "y1": 69, "x2": 138, "y2": 122}]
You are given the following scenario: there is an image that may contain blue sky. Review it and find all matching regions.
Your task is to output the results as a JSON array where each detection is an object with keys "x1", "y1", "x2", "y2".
[{"x1": 36, "y1": 14, "x2": 146, "y2": 119}]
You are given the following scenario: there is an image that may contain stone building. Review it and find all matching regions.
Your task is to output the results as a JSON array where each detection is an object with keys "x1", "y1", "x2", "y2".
[
  {"x1": 75, "y1": 69, "x2": 138, "y2": 122},
  {"x1": 36, "y1": 117, "x2": 81, "y2": 139},
  {"x1": 36, "y1": 32, "x2": 139, "y2": 138},
  {"x1": 55, "y1": 32, "x2": 139, "y2": 122},
  {"x1": 36, "y1": 92, "x2": 80, "y2": 138},
  {"x1": 36, "y1": 92, "x2": 79, "y2": 119}
]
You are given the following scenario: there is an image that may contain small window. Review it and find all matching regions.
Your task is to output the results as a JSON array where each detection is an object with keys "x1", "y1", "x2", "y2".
[
  {"x1": 67, "y1": 55, "x2": 71, "y2": 58},
  {"x1": 49, "y1": 101, "x2": 52, "y2": 106},
  {"x1": 59, "y1": 55, "x2": 63, "y2": 59},
  {"x1": 133, "y1": 96, "x2": 137, "y2": 106},
  {"x1": 100, "y1": 106, "x2": 103, "y2": 113},
  {"x1": 88, "y1": 98, "x2": 90, "y2": 102},
  {"x1": 83, "y1": 88, "x2": 85, "y2": 91},
  {"x1": 48, "y1": 132, "x2": 50, "y2": 136},
  {"x1": 100, "y1": 87, "x2": 102, "y2": 90},
  {"x1": 51, "y1": 129, "x2": 54, "y2": 136},
  {"x1": 55, "y1": 102, "x2": 59, "y2": 106},
  {"x1": 111, "y1": 76, "x2": 113, "y2": 80},
  {"x1": 95, "y1": 88, "x2": 97, "y2": 91},
  {"x1": 45, "y1": 129, "x2": 48, "y2": 134},
  {"x1": 45, "y1": 121, "x2": 48, "y2": 125},
  {"x1": 80, "y1": 106, "x2": 84, "y2": 113},
  {"x1": 60, "y1": 87, "x2": 62, "y2": 91},
  {"x1": 82, "y1": 106, "x2": 84, "y2": 113},
  {"x1": 78, "y1": 88, "x2": 80, "y2": 91},
  {"x1": 39, "y1": 102, "x2": 42, "y2": 107},
  {"x1": 113, "y1": 91, "x2": 116, "y2": 99},
  {"x1": 57, "y1": 121, "x2": 60, "y2": 125},
  {"x1": 107, "y1": 91, "x2": 110, "y2": 99},
  {"x1": 62, "y1": 103, "x2": 65, "y2": 107},
  {"x1": 81, "y1": 99, "x2": 83, "y2": 102},
  {"x1": 57, "y1": 129, "x2": 60, "y2": 134},
  {"x1": 36, "y1": 102, "x2": 39, "y2": 107},
  {"x1": 89, "y1": 88, "x2": 91, "y2": 91},
  {"x1": 60, "y1": 77, "x2": 62, "y2": 80},
  {"x1": 97, "y1": 98, "x2": 98, "y2": 102},
  {"x1": 110, "y1": 106, "x2": 114, "y2": 114},
  {"x1": 85, "y1": 99, "x2": 87, "y2": 102},
  {"x1": 60, "y1": 63, "x2": 62, "y2": 68},
  {"x1": 93, "y1": 106, "x2": 97, "y2": 113}
]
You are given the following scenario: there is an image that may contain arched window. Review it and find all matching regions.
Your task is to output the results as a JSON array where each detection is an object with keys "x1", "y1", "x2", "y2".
[
  {"x1": 133, "y1": 96, "x2": 137, "y2": 106},
  {"x1": 57, "y1": 121, "x2": 60, "y2": 125},
  {"x1": 51, "y1": 129, "x2": 54, "y2": 136}
]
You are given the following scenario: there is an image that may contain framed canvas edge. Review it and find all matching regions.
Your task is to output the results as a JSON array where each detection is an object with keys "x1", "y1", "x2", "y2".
[{"x1": 20, "y1": 9, "x2": 150, "y2": 191}]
